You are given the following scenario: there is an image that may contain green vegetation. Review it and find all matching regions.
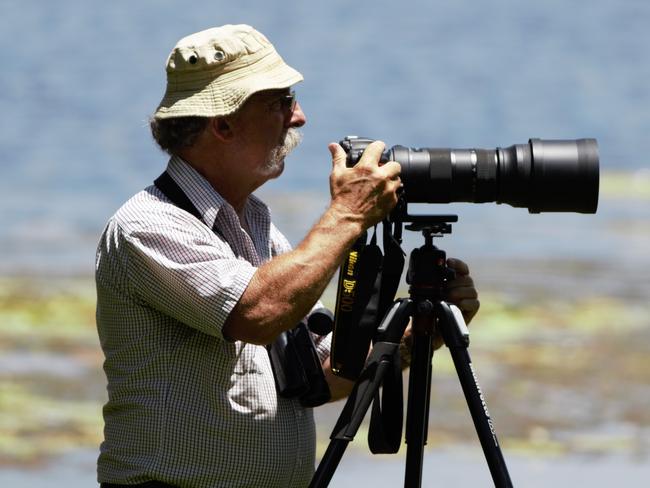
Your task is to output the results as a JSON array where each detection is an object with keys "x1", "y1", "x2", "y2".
[
  {"x1": 0, "y1": 383, "x2": 103, "y2": 466},
  {"x1": 0, "y1": 278, "x2": 97, "y2": 344},
  {"x1": 1, "y1": 277, "x2": 648, "y2": 465},
  {"x1": 600, "y1": 170, "x2": 650, "y2": 200},
  {"x1": 0, "y1": 278, "x2": 102, "y2": 465}
]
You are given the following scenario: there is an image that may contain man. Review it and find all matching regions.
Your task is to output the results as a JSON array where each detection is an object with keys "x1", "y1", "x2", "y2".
[{"x1": 95, "y1": 24, "x2": 479, "y2": 488}]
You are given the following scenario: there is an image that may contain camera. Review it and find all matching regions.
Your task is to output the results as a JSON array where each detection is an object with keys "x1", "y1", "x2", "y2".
[
  {"x1": 332, "y1": 136, "x2": 600, "y2": 380},
  {"x1": 340, "y1": 136, "x2": 599, "y2": 214}
]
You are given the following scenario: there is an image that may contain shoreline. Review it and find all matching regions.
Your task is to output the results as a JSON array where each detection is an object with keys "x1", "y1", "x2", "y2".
[{"x1": 1, "y1": 250, "x2": 647, "y2": 300}]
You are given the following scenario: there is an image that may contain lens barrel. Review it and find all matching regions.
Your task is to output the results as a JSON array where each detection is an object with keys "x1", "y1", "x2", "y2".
[
  {"x1": 342, "y1": 137, "x2": 600, "y2": 214},
  {"x1": 386, "y1": 138, "x2": 599, "y2": 213}
]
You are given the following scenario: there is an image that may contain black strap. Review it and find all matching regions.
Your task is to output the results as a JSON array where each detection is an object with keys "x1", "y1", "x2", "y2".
[
  {"x1": 361, "y1": 223, "x2": 404, "y2": 340},
  {"x1": 154, "y1": 172, "x2": 202, "y2": 221},
  {"x1": 368, "y1": 346, "x2": 403, "y2": 453},
  {"x1": 331, "y1": 231, "x2": 383, "y2": 380},
  {"x1": 356, "y1": 228, "x2": 385, "y2": 332},
  {"x1": 378, "y1": 220, "x2": 405, "y2": 319},
  {"x1": 367, "y1": 219, "x2": 405, "y2": 454}
]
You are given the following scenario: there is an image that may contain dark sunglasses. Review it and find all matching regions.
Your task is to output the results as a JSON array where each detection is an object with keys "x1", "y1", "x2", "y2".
[{"x1": 267, "y1": 90, "x2": 297, "y2": 113}]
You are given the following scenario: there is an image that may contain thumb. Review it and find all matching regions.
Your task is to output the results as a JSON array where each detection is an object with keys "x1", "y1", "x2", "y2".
[{"x1": 328, "y1": 142, "x2": 348, "y2": 169}]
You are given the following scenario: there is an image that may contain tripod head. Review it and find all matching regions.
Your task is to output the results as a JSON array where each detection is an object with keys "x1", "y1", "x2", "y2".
[
  {"x1": 404, "y1": 214, "x2": 457, "y2": 253},
  {"x1": 403, "y1": 214, "x2": 457, "y2": 238},
  {"x1": 386, "y1": 196, "x2": 457, "y2": 239}
]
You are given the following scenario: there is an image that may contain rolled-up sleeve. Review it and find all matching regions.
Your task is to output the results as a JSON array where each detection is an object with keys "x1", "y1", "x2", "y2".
[{"x1": 110, "y1": 216, "x2": 256, "y2": 341}]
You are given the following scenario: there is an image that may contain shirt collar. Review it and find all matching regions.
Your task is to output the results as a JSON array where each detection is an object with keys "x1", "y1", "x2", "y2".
[{"x1": 165, "y1": 155, "x2": 271, "y2": 231}]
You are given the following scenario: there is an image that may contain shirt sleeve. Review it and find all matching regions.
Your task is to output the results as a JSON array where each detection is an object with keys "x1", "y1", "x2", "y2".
[{"x1": 114, "y1": 215, "x2": 255, "y2": 341}]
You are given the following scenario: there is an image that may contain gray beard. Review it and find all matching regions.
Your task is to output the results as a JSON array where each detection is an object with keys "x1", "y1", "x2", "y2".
[{"x1": 265, "y1": 128, "x2": 303, "y2": 172}]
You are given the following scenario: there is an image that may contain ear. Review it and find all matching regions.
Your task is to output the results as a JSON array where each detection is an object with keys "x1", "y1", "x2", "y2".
[{"x1": 210, "y1": 116, "x2": 235, "y2": 142}]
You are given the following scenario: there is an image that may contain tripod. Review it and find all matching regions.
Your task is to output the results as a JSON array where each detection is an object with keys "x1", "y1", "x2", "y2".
[{"x1": 310, "y1": 216, "x2": 513, "y2": 487}]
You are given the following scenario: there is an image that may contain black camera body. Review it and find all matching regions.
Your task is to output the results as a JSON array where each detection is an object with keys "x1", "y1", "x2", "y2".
[{"x1": 340, "y1": 136, "x2": 599, "y2": 214}]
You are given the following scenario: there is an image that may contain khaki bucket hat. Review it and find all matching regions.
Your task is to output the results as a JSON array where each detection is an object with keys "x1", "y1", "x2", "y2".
[{"x1": 153, "y1": 24, "x2": 303, "y2": 119}]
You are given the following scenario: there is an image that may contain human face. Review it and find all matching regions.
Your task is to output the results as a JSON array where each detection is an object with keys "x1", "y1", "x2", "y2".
[{"x1": 233, "y1": 88, "x2": 306, "y2": 182}]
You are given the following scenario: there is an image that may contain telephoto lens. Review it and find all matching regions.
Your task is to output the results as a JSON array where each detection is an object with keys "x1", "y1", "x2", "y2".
[{"x1": 341, "y1": 136, "x2": 599, "y2": 213}]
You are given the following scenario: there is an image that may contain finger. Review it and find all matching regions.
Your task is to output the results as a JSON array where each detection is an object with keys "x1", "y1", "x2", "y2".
[
  {"x1": 356, "y1": 140, "x2": 386, "y2": 167},
  {"x1": 458, "y1": 298, "x2": 480, "y2": 322},
  {"x1": 447, "y1": 257, "x2": 470, "y2": 275},
  {"x1": 446, "y1": 275, "x2": 475, "y2": 290},
  {"x1": 446, "y1": 285, "x2": 478, "y2": 301},
  {"x1": 389, "y1": 178, "x2": 403, "y2": 196},
  {"x1": 328, "y1": 143, "x2": 348, "y2": 170},
  {"x1": 380, "y1": 160, "x2": 401, "y2": 178}
]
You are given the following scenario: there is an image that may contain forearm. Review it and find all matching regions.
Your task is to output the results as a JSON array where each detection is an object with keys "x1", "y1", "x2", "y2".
[
  {"x1": 223, "y1": 205, "x2": 363, "y2": 344},
  {"x1": 224, "y1": 141, "x2": 400, "y2": 344}
]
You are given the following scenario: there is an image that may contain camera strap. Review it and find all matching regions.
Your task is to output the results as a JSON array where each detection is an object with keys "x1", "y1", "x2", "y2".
[
  {"x1": 377, "y1": 220, "x2": 405, "y2": 323},
  {"x1": 366, "y1": 219, "x2": 405, "y2": 453},
  {"x1": 154, "y1": 171, "x2": 203, "y2": 221},
  {"x1": 331, "y1": 230, "x2": 383, "y2": 380}
]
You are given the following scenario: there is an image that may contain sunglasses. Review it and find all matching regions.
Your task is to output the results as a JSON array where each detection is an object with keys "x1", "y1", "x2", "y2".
[{"x1": 267, "y1": 90, "x2": 297, "y2": 113}]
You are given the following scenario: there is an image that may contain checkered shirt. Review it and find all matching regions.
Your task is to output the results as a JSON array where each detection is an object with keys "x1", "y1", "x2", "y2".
[{"x1": 95, "y1": 156, "x2": 331, "y2": 488}]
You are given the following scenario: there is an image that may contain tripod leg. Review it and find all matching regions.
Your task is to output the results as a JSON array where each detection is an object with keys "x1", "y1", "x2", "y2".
[
  {"x1": 311, "y1": 299, "x2": 412, "y2": 488},
  {"x1": 309, "y1": 439, "x2": 349, "y2": 488},
  {"x1": 310, "y1": 344, "x2": 399, "y2": 488},
  {"x1": 404, "y1": 301, "x2": 436, "y2": 488},
  {"x1": 436, "y1": 302, "x2": 514, "y2": 488}
]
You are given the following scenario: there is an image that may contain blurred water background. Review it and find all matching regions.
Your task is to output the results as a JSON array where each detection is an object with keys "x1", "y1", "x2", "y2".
[{"x1": 1, "y1": 0, "x2": 649, "y2": 486}]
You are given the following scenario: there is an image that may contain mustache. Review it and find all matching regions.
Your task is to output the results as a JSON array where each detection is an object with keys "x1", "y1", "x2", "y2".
[
  {"x1": 280, "y1": 128, "x2": 303, "y2": 155},
  {"x1": 268, "y1": 128, "x2": 303, "y2": 164}
]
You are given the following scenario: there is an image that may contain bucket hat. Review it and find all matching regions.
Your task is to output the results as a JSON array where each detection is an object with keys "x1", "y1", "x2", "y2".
[{"x1": 154, "y1": 24, "x2": 303, "y2": 119}]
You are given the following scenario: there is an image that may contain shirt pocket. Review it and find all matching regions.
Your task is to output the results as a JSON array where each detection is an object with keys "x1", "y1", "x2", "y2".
[{"x1": 228, "y1": 343, "x2": 277, "y2": 415}]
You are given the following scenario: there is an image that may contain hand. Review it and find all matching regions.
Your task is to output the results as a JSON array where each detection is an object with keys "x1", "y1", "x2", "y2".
[
  {"x1": 328, "y1": 141, "x2": 401, "y2": 230},
  {"x1": 444, "y1": 257, "x2": 480, "y2": 324},
  {"x1": 400, "y1": 257, "x2": 479, "y2": 362}
]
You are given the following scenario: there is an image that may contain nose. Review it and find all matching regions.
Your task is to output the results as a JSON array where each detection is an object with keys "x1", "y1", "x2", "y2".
[{"x1": 287, "y1": 102, "x2": 306, "y2": 128}]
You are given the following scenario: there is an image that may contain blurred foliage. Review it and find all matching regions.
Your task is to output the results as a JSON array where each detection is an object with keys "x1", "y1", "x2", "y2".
[
  {"x1": 1, "y1": 277, "x2": 649, "y2": 466},
  {"x1": 0, "y1": 383, "x2": 103, "y2": 466},
  {"x1": 600, "y1": 170, "x2": 650, "y2": 200},
  {"x1": 0, "y1": 278, "x2": 96, "y2": 344},
  {"x1": 0, "y1": 278, "x2": 102, "y2": 465},
  {"x1": 475, "y1": 292, "x2": 647, "y2": 339}
]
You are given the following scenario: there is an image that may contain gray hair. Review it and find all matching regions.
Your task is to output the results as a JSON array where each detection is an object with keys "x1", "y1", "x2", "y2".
[{"x1": 149, "y1": 116, "x2": 210, "y2": 155}]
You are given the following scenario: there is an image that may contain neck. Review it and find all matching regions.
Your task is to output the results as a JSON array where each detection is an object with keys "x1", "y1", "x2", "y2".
[{"x1": 177, "y1": 152, "x2": 257, "y2": 218}]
